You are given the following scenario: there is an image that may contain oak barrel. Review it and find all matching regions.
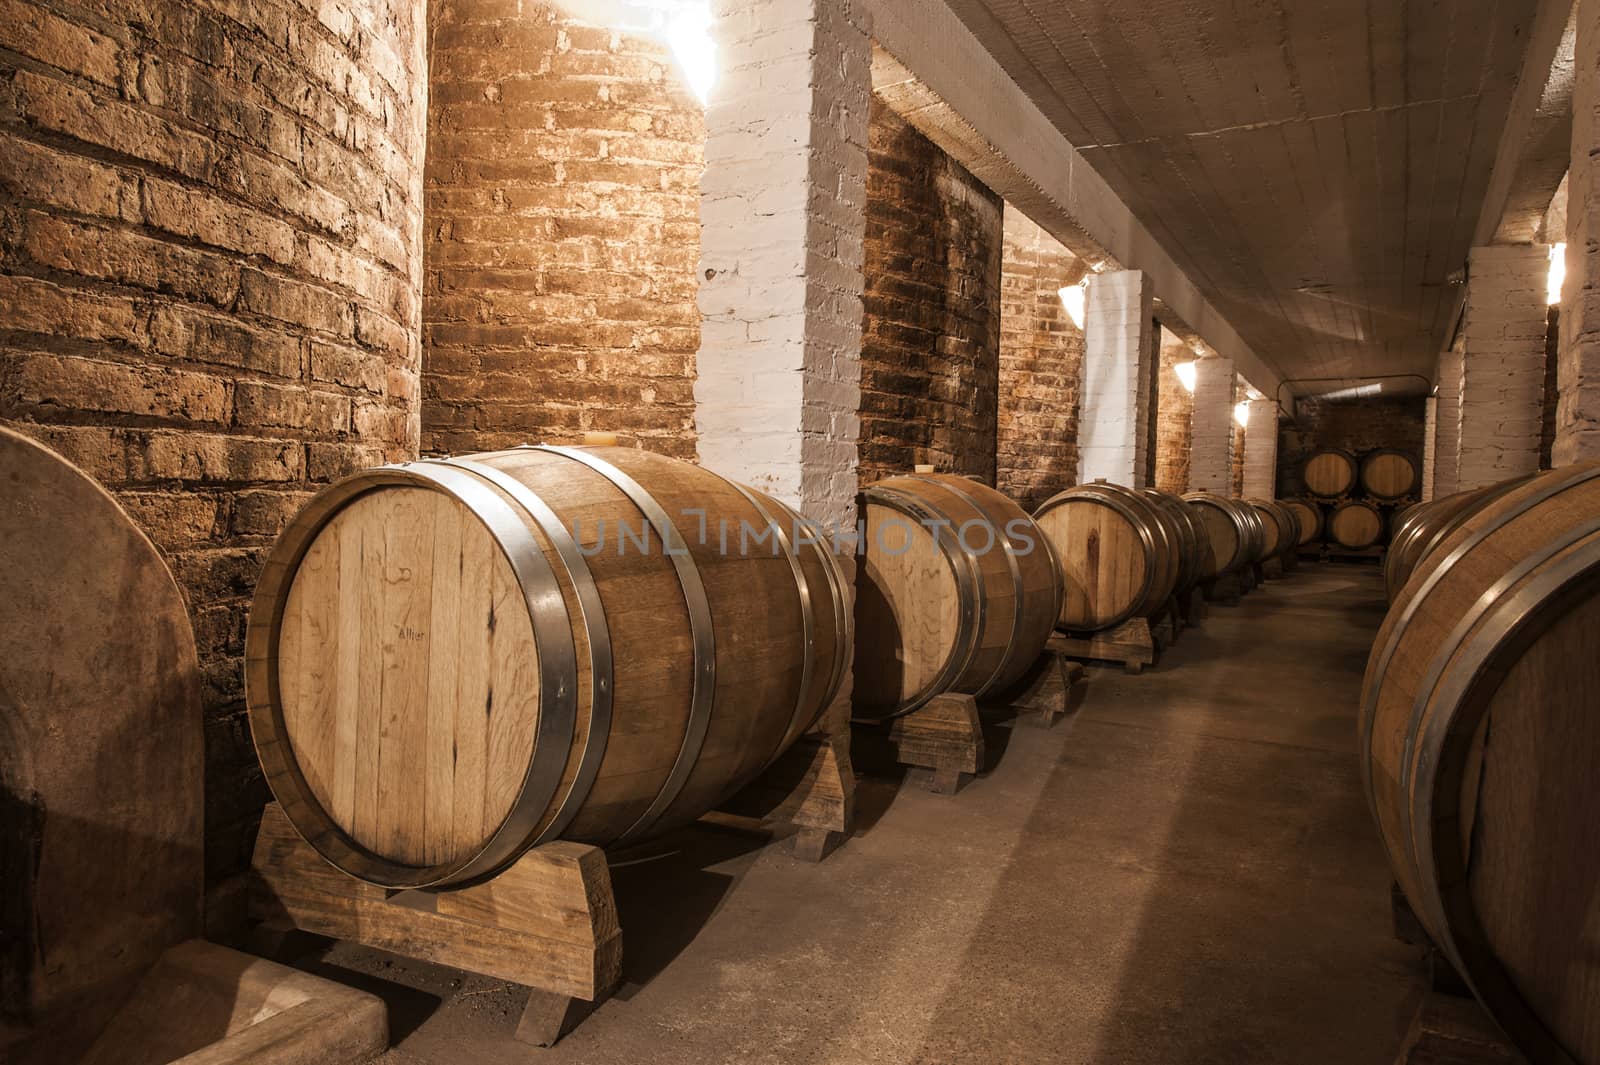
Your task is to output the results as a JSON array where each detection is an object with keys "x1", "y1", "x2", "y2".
[
  {"x1": 1034, "y1": 483, "x2": 1180, "y2": 632},
  {"x1": 1384, "y1": 479, "x2": 1533, "y2": 601},
  {"x1": 1247, "y1": 498, "x2": 1298, "y2": 560},
  {"x1": 1283, "y1": 499, "x2": 1324, "y2": 545},
  {"x1": 1303, "y1": 448, "x2": 1357, "y2": 498},
  {"x1": 1142, "y1": 487, "x2": 1209, "y2": 590},
  {"x1": 1182, "y1": 492, "x2": 1263, "y2": 578},
  {"x1": 245, "y1": 445, "x2": 851, "y2": 888},
  {"x1": 854, "y1": 474, "x2": 1061, "y2": 720},
  {"x1": 1359, "y1": 462, "x2": 1600, "y2": 1065},
  {"x1": 1328, "y1": 499, "x2": 1383, "y2": 549},
  {"x1": 1359, "y1": 449, "x2": 1418, "y2": 501}
]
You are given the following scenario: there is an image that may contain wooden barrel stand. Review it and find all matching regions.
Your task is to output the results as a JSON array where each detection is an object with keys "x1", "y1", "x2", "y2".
[
  {"x1": 250, "y1": 804, "x2": 619, "y2": 1046},
  {"x1": 852, "y1": 693, "x2": 984, "y2": 794},
  {"x1": 978, "y1": 650, "x2": 1086, "y2": 729},
  {"x1": 1047, "y1": 617, "x2": 1157, "y2": 675}
]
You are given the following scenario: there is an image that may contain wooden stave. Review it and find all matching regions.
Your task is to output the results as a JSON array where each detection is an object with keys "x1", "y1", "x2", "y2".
[
  {"x1": 1384, "y1": 480, "x2": 1536, "y2": 601},
  {"x1": 1329, "y1": 499, "x2": 1383, "y2": 549},
  {"x1": 1084, "y1": 482, "x2": 1184, "y2": 606},
  {"x1": 1303, "y1": 448, "x2": 1358, "y2": 498},
  {"x1": 246, "y1": 446, "x2": 849, "y2": 888},
  {"x1": 1034, "y1": 484, "x2": 1179, "y2": 632},
  {"x1": 1284, "y1": 499, "x2": 1325, "y2": 545},
  {"x1": 920, "y1": 476, "x2": 1062, "y2": 697},
  {"x1": 853, "y1": 474, "x2": 1059, "y2": 720},
  {"x1": 1143, "y1": 487, "x2": 1209, "y2": 590},
  {"x1": 1182, "y1": 492, "x2": 1245, "y2": 579},
  {"x1": 1358, "y1": 463, "x2": 1600, "y2": 1065},
  {"x1": 1268, "y1": 500, "x2": 1304, "y2": 558},
  {"x1": 1359, "y1": 448, "x2": 1420, "y2": 501},
  {"x1": 1246, "y1": 498, "x2": 1298, "y2": 560},
  {"x1": 1232, "y1": 498, "x2": 1269, "y2": 563}
]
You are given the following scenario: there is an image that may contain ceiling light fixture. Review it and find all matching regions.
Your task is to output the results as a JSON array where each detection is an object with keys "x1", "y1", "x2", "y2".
[
  {"x1": 665, "y1": 3, "x2": 716, "y2": 105},
  {"x1": 1174, "y1": 361, "x2": 1197, "y2": 393},
  {"x1": 1058, "y1": 283, "x2": 1087, "y2": 330}
]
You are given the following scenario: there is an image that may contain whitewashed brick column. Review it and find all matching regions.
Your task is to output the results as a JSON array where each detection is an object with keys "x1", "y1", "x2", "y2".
[
  {"x1": 1557, "y1": 0, "x2": 1600, "y2": 463},
  {"x1": 1077, "y1": 270, "x2": 1154, "y2": 486},
  {"x1": 1241, "y1": 398, "x2": 1278, "y2": 499},
  {"x1": 1434, "y1": 345, "x2": 1464, "y2": 497},
  {"x1": 1458, "y1": 245, "x2": 1549, "y2": 491},
  {"x1": 1421, "y1": 395, "x2": 1438, "y2": 501},
  {"x1": 695, "y1": 0, "x2": 871, "y2": 532},
  {"x1": 1188, "y1": 356, "x2": 1234, "y2": 493}
]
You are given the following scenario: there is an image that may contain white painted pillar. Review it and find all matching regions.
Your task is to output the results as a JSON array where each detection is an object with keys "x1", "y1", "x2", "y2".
[
  {"x1": 1459, "y1": 245, "x2": 1549, "y2": 491},
  {"x1": 1557, "y1": 0, "x2": 1600, "y2": 464},
  {"x1": 1241, "y1": 398, "x2": 1278, "y2": 500},
  {"x1": 1434, "y1": 345, "x2": 1464, "y2": 497},
  {"x1": 1188, "y1": 356, "x2": 1234, "y2": 493},
  {"x1": 695, "y1": 0, "x2": 870, "y2": 752},
  {"x1": 1421, "y1": 395, "x2": 1438, "y2": 501},
  {"x1": 695, "y1": 0, "x2": 871, "y2": 531},
  {"x1": 1076, "y1": 270, "x2": 1153, "y2": 486}
]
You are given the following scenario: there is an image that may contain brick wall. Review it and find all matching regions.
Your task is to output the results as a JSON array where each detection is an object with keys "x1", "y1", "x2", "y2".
[
  {"x1": 1435, "y1": 340, "x2": 1464, "y2": 495},
  {"x1": 1458, "y1": 244, "x2": 1547, "y2": 490},
  {"x1": 1189, "y1": 356, "x2": 1234, "y2": 493},
  {"x1": 423, "y1": 2, "x2": 704, "y2": 459},
  {"x1": 998, "y1": 208, "x2": 1086, "y2": 509},
  {"x1": 1077, "y1": 270, "x2": 1153, "y2": 487},
  {"x1": 1154, "y1": 327, "x2": 1193, "y2": 492},
  {"x1": 1556, "y1": 0, "x2": 1600, "y2": 463},
  {"x1": 859, "y1": 97, "x2": 1002, "y2": 486},
  {"x1": 1540, "y1": 304, "x2": 1559, "y2": 469},
  {"x1": 1230, "y1": 375, "x2": 1247, "y2": 497},
  {"x1": 0, "y1": 0, "x2": 427, "y2": 886},
  {"x1": 1276, "y1": 395, "x2": 1429, "y2": 497}
]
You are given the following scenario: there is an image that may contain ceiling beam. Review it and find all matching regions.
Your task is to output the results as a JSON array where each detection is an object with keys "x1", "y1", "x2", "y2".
[{"x1": 862, "y1": 0, "x2": 1283, "y2": 399}]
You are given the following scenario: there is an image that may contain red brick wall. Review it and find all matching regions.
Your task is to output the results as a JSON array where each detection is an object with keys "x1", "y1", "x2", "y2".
[
  {"x1": 423, "y1": 3, "x2": 704, "y2": 459},
  {"x1": 1276, "y1": 394, "x2": 1429, "y2": 497},
  {"x1": 0, "y1": 0, "x2": 426, "y2": 884},
  {"x1": 859, "y1": 98, "x2": 1002, "y2": 486},
  {"x1": 1154, "y1": 328, "x2": 1193, "y2": 493},
  {"x1": 998, "y1": 209, "x2": 1087, "y2": 510}
]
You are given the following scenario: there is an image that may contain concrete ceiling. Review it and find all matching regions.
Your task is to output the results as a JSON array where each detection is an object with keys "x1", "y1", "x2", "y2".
[{"x1": 943, "y1": 0, "x2": 1541, "y2": 392}]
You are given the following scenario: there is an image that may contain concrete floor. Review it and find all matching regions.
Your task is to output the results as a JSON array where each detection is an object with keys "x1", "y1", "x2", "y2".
[{"x1": 311, "y1": 564, "x2": 1424, "y2": 1064}]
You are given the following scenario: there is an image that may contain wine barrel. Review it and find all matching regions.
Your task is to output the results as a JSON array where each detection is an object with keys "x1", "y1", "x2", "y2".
[
  {"x1": 1384, "y1": 479, "x2": 1534, "y2": 601},
  {"x1": 245, "y1": 445, "x2": 851, "y2": 888},
  {"x1": 1142, "y1": 487, "x2": 1208, "y2": 590},
  {"x1": 1359, "y1": 462, "x2": 1600, "y2": 1065},
  {"x1": 1283, "y1": 499, "x2": 1324, "y2": 545},
  {"x1": 854, "y1": 474, "x2": 1061, "y2": 720},
  {"x1": 1303, "y1": 448, "x2": 1357, "y2": 498},
  {"x1": 1328, "y1": 499, "x2": 1383, "y2": 549},
  {"x1": 1034, "y1": 483, "x2": 1181, "y2": 631},
  {"x1": 1247, "y1": 498, "x2": 1298, "y2": 560},
  {"x1": 1182, "y1": 492, "x2": 1262, "y2": 578},
  {"x1": 1359, "y1": 449, "x2": 1418, "y2": 501}
]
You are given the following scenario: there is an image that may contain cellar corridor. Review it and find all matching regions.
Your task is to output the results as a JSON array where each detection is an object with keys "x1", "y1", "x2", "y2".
[{"x1": 303, "y1": 570, "x2": 1421, "y2": 1065}]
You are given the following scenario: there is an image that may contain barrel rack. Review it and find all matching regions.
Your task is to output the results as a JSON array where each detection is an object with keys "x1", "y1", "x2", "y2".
[
  {"x1": 249, "y1": 731, "x2": 854, "y2": 1048},
  {"x1": 853, "y1": 649, "x2": 1086, "y2": 793},
  {"x1": 1047, "y1": 618, "x2": 1156, "y2": 674},
  {"x1": 1388, "y1": 888, "x2": 1522, "y2": 1065}
]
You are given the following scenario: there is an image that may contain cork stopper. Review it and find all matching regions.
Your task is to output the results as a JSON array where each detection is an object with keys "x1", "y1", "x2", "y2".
[
  {"x1": 913, "y1": 464, "x2": 936, "y2": 474},
  {"x1": 582, "y1": 431, "x2": 619, "y2": 447}
]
